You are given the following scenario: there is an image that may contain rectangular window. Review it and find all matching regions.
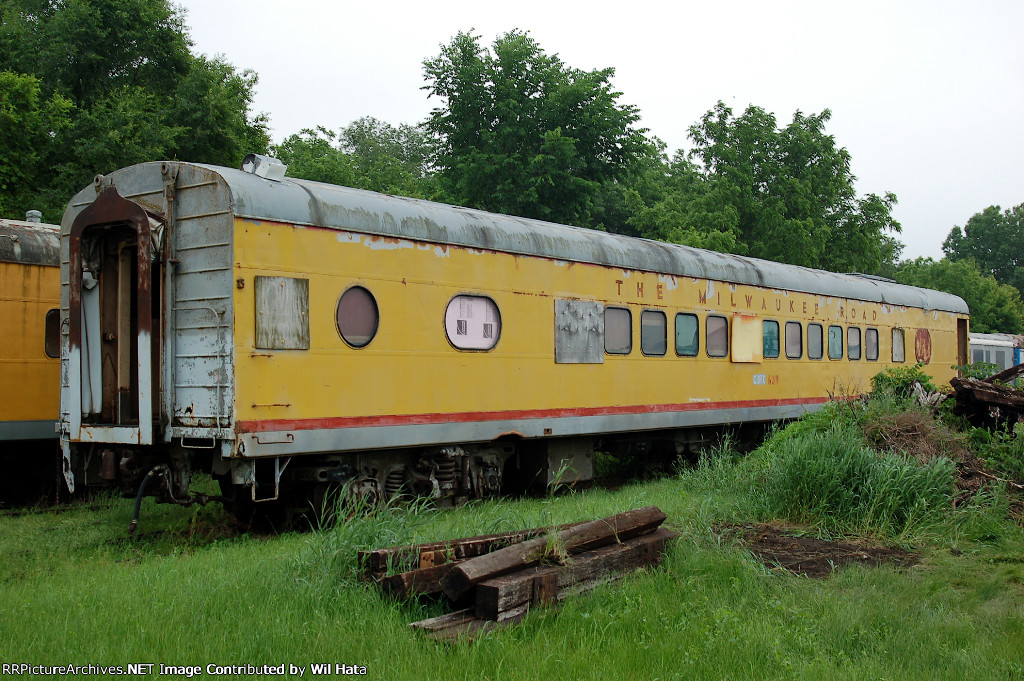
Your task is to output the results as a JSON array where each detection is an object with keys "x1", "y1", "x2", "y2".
[
  {"x1": 675, "y1": 313, "x2": 699, "y2": 357},
  {"x1": 45, "y1": 309, "x2": 60, "y2": 359},
  {"x1": 892, "y1": 328, "x2": 906, "y2": 362},
  {"x1": 785, "y1": 321, "x2": 802, "y2": 359},
  {"x1": 762, "y1": 320, "x2": 780, "y2": 358},
  {"x1": 641, "y1": 310, "x2": 667, "y2": 356},
  {"x1": 866, "y1": 328, "x2": 879, "y2": 361},
  {"x1": 972, "y1": 348, "x2": 985, "y2": 363},
  {"x1": 707, "y1": 315, "x2": 728, "y2": 358},
  {"x1": 255, "y1": 276, "x2": 310, "y2": 350},
  {"x1": 828, "y1": 325, "x2": 843, "y2": 360},
  {"x1": 808, "y1": 323, "x2": 823, "y2": 360},
  {"x1": 848, "y1": 327, "x2": 862, "y2": 360},
  {"x1": 605, "y1": 307, "x2": 632, "y2": 355}
]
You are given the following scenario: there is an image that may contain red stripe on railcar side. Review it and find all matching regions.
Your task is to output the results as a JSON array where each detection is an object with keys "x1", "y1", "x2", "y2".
[{"x1": 234, "y1": 396, "x2": 831, "y2": 434}]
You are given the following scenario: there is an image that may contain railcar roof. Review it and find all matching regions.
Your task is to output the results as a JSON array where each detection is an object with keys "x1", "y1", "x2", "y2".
[
  {"x1": 970, "y1": 333, "x2": 1023, "y2": 347},
  {"x1": 0, "y1": 218, "x2": 59, "y2": 266},
  {"x1": 115, "y1": 162, "x2": 971, "y2": 314}
]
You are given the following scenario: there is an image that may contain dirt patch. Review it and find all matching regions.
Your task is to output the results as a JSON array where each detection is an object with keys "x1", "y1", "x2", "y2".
[{"x1": 724, "y1": 523, "x2": 918, "y2": 578}]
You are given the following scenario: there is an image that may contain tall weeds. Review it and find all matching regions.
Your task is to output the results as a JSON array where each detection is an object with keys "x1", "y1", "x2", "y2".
[
  {"x1": 295, "y1": 489, "x2": 433, "y2": 584},
  {"x1": 758, "y1": 422, "x2": 954, "y2": 538}
]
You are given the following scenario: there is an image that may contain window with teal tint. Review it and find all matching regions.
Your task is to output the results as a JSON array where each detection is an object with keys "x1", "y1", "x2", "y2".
[
  {"x1": 828, "y1": 325, "x2": 843, "y2": 360},
  {"x1": 675, "y1": 313, "x2": 699, "y2": 357},
  {"x1": 763, "y1": 320, "x2": 780, "y2": 358}
]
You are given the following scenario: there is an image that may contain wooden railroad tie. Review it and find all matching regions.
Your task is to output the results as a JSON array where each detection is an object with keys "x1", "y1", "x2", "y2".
[{"x1": 361, "y1": 506, "x2": 677, "y2": 642}]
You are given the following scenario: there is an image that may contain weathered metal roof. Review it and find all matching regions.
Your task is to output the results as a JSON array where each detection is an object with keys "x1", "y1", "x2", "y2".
[
  {"x1": 118, "y1": 162, "x2": 971, "y2": 314},
  {"x1": 970, "y1": 333, "x2": 1023, "y2": 348},
  {"x1": 0, "y1": 218, "x2": 60, "y2": 266}
]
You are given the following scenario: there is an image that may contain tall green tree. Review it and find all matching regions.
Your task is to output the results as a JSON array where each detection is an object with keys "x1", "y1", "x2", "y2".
[
  {"x1": 894, "y1": 257, "x2": 1023, "y2": 334},
  {"x1": 942, "y1": 203, "x2": 1024, "y2": 294},
  {"x1": 272, "y1": 127, "x2": 357, "y2": 188},
  {"x1": 339, "y1": 117, "x2": 432, "y2": 196},
  {"x1": 0, "y1": 0, "x2": 269, "y2": 221},
  {"x1": 679, "y1": 102, "x2": 902, "y2": 273},
  {"x1": 422, "y1": 30, "x2": 653, "y2": 226},
  {"x1": 272, "y1": 119, "x2": 431, "y2": 197},
  {"x1": 0, "y1": 71, "x2": 71, "y2": 218}
]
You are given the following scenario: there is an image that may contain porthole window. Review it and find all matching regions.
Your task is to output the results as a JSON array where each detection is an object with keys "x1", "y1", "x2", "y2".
[
  {"x1": 336, "y1": 286, "x2": 379, "y2": 348},
  {"x1": 44, "y1": 309, "x2": 60, "y2": 358},
  {"x1": 763, "y1": 320, "x2": 780, "y2": 359},
  {"x1": 848, "y1": 327, "x2": 862, "y2": 360},
  {"x1": 675, "y1": 313, "x2": 699, "y2": 357},
  {"x1": 707, "y1": 315, "x2": 728, "y2": 358},
  {"x1": 605, "y1": 307, "x2": 632, "y2": 355},
  {"x1": 785, "y1": 321, "x2": 803, "y2": 359},
  {"x1": 866, "y1": 328, "x2": 879, "y2": 361},
  {"x1": 641, "y1": 310, "x2": 667, "y2": 356},
  {"x1": 808, "y1": 323, "x2": 823, "y2": 360},
  {"x1": 445, "y1": 295, "x2": 500, "y2": 350},
  {"x1": 828, "y1": 325, "x2": 843, "y2": 360},
  {"x1": 892, "y1": 328, "x2": 906, "y2": 363}
]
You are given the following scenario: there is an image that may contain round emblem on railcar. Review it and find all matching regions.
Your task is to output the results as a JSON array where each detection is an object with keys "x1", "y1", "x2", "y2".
[{"x1": 914, "y1": 328, "x2": 932, "y2": 364}]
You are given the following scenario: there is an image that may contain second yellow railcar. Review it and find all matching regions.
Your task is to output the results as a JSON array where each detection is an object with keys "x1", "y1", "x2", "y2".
[{"x1": 0, "y1": 216, "x2": 61, "y2": 500}]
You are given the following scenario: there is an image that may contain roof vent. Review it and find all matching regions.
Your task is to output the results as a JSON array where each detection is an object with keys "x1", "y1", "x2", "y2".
[
  {"x1": 241, "y1": 153, "x2": 287, "y2": 181},
  {"x1": 25, "y1": 210, "x2": 42, "y2": 223}
]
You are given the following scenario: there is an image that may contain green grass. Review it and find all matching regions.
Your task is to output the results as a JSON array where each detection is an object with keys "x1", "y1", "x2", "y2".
[{"x1": 2, "y1": 401, "x2": 1023, "y2": 680}]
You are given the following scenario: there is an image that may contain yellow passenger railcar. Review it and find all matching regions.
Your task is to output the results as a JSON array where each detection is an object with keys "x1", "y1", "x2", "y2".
[
  {"x1": 58, "y1": 159, "x2": 969, "y2": 518},
  {"x1": 0, "y1": 216, "x2": 61, "y2": 500}
]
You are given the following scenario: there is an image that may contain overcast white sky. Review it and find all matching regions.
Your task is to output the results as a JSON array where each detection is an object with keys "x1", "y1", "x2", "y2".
[{"x1": 175, "y1": 0, "x2": 1023, "y2": 261}]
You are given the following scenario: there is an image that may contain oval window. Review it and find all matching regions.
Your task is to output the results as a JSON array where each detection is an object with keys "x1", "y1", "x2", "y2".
[
  {"x1": 445, "y1": 295, "x2": 500, "y2": 350},
  {"x1": 336, "y1": 286, "x2": 378, "y2": 348}
]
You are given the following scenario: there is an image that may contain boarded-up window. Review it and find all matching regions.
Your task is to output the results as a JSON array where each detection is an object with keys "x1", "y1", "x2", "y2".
[
  {"x1": 763, "y1": 320, "x2": 780, "y2": 358},
  {"x1": 605, "y1": 307, "x2": 631, "y2": 355},
  {"x1": 866, "y1": 328, "x2": 879, "y2": 361},
  {"x1": 555, "y1": 300, "x2": 604, "y2": 364},
  {"x1": 808, "y1": 323, "x2": 823, "y2": 360},
  {"x1": 848, "y1": 327, "x2": 862, "y2": 360},
  {"x1": 828, "y1": 325, "x2": 843, "y2": 360},
  {"x1": 707, "y1": 316, "x2": 728, "y2": 358},
  {"x1": 786, "y1": 321, "x2": 802, "y2": 359},
  {"x1": 641, "y1": 310, "x2": 667, "y2": 356},
  {"x1": 44, "y1": 308, "x2": 60, "y2": 358},
  {"x1": 731, "y1": 314, "x2": 762, "y2": 363},
  {"x1": 337, "y1": 286, "x2": 378, "y2": 348},
  {"x1": 445, "y1": 295, "x2": 500, "y2": 350},
  {"x1": 893, "y1": 328, "x2": 906, "y2": 363},
  {"x1": 675, "y1": 314, "x2": 699, "y2": 357},
  {"x1": 255, "y1": 276, "x2": 309, "y2": 350}
]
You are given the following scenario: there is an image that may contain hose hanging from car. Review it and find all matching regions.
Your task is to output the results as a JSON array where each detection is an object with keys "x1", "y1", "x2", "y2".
[{"x1": 128, "y1": 465, "x2": 166, "y2": 535}]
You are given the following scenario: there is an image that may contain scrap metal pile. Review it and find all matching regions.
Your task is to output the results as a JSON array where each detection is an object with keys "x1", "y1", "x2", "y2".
[
  {"x1": 358, "y1": 506, "x2": 676, "y2": 641},
  {"x1": 950, "y1": 364, "x2": 1024, "y2": 424}
]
